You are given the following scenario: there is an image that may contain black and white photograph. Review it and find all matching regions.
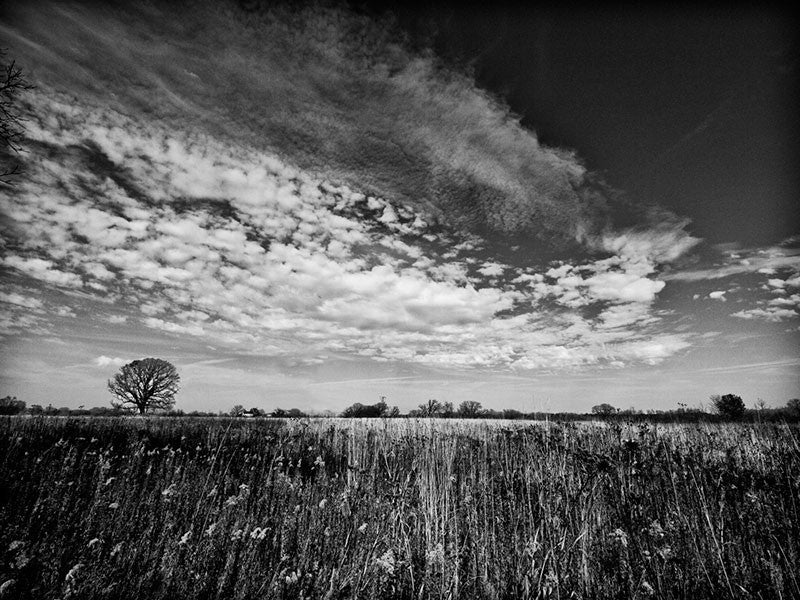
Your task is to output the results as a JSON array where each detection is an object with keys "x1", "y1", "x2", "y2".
[{"x1": 0, "y1": 1, "x2": 798, "y2": 598}]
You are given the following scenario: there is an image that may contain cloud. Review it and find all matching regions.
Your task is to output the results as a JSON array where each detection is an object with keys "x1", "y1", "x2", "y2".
[
  {"x1": 609, "y1": 336, "x2": 692, "y2": 366},
  {"x1": 143, "y1": 318, "x2": 206, "y2": 337},
  {"x1": 5, "y1": 93, "x2": 535, "y2": 363},
  {"x1": 477, "y1": 262, "x2": 505, "y2": 277},
  {"x1": 0, "y1": 292, "x2": 44, "y2": 310},
  {"x1": 530, "y1": 254, "x2": 667, "y2": 308},
  {"x1": 663, "y1": 246, "x2": 800, "y2": 282},
  {"x1": 596, "y1": 303, "x2": 656, "y2": 329},
  {"x1": 594, "y1": 224, "x2": 700, "y2": 265},
  {"x1": 0, "y1": 2, "x2": 707, "y2": 374},
  {"x1": 3, "y1": 256, "x2": 83, "y2": 288},
  {"x1": 2, "y1": 0, "x2": 700, "y2": 252},
  {"x1": 94, "y1": 356, "x2": 129, "y2": 367},
  {"x1": 660, "y1": 242, "x2": 800, "y2": 322},
  {"x1": 726, "y1": 267, "x2": 800, "y2": 322},
  {"x1": 732, "y1": 308, "x2": 798, "y2": 322},
  {"x1": 769, "y1": 294, "x2": 800, "y2": 308},
  {"x1": 584, "y1": 271, "x2": 665, "y2": 304}
]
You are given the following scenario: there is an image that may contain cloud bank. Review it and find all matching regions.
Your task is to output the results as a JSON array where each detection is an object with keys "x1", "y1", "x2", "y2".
[{"x1": 0, "y1": 88, "x2": 696, "y2": 371}]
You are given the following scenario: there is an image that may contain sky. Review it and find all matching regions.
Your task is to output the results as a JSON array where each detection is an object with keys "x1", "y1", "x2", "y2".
[{"x1": 0, "y1": 1, "x2": 798, "y2": 413}]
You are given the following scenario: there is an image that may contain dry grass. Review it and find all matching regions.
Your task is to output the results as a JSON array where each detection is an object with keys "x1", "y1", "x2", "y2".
[{"x1": 0, "y1": 416, "x2": 798, "y2": 599}]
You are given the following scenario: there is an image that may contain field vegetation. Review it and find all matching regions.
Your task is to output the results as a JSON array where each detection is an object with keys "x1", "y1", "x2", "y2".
[{"x1": 1, "y1": 416, "x2": 798, "y2": 599}]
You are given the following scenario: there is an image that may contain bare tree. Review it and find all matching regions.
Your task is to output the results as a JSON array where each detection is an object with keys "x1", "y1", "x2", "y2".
[
  {"x1": 1, "y1": 50, "x2": 33, "y2": 185},
  {"x1": 107, "y1": 358, "x2": 180, "y2": 414},
  {"x1": 417, "y1": 398, "x2": 442, "y2": 417}
]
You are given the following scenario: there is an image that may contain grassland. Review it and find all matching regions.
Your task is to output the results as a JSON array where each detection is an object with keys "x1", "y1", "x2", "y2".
[{"x1": 0, "y1": 416, "x2": 798, "y2": 599}]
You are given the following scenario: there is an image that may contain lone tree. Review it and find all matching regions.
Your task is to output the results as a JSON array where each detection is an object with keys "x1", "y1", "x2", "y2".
[
  {"x1": 591, "y1": 403, "x2": 618, "y2": 416},
  {"x1": 711, "y1": 394, "x2": 746, "y2": 420},
  {"x1": 107, "y1": 358, "x2": 180, "y2": 415}
]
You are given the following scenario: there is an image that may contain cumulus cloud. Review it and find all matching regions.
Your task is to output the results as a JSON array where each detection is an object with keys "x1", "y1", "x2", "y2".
[
  {"x1": 478, "y1": 262, "x2": 505, "y2": 278},
  {"x1": 0, "y1": 292, "x2": 44, "y2": 310},
  {"x1": 527, "y1": 254, "x2": 667, "y2": 309},
  {"x1": 729, "y1": 275, "x2": 800, "y2": 322},
  {"x1": 94, "y1": 356, "x2": 130, "y2": 367},
  {"x1": 596, "y1": 303, "x2": 657, "y2": 330},
  {"x1": 658, "y1": 242, "x2": 800, "y2": 322},
  {"x1": 0, "y1": 89, "x2": 698, "y2": 371},
  {"x1": 3, "y1": 256, "x2": 83, "y2": 288},
  {"x1": 716, "y1": 262, "x2": 800, "y2": 322},
  {"x1": 769, "y1": 294, "x2": 800, "y2": 308},
  {"x1": 732, "y1": 307, "x2": 798, "y2": 322},
  {"x1": 105, "y1": 315, "x2": 128, "y2": 324}
]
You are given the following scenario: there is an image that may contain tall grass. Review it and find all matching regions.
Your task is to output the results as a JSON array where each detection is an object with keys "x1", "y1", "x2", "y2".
[{"x1": 0, "y1": 416, "x2": 798, "y2": 599}]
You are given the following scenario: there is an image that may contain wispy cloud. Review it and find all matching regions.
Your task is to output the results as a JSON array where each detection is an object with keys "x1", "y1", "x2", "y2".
[
  {"x1": 732, "y1": 307, "x2": 798, "y2": 322},
  {"x1": 663, "y1": 245, "x2": 800, "y2": 282},
  {"x1": 3, "y1": 0, "x2": 699, "y2": 251}
]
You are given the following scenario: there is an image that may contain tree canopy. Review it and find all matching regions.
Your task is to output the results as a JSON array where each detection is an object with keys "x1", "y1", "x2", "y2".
[
  {"x1": 0, "y1": 396, "x2": 25, "y2": 415},
  {"x1": 787, "y1": 398, "x2": 800, "y2": 417},
  {"x1": 341, "y1": 398, "x2": 399, "y2": 418},
  {"x1": 416, "y1": 399, "x2": 442, "y2": 417},
  {"x1": 272, "y1": 407, "x2": 307, "y2": 418},
  {"x1": 107, "y1": 358, "x2": 180, "y2": 415},
  {"x1": 591, "y1": 403, "x2": 618, "y2": 416},
  {"x1": 457, "y1": 400, "x2": 483, "y2": 417},
  {"x1": 711, "y1": 394, "x2": 746, "y2": 419}
]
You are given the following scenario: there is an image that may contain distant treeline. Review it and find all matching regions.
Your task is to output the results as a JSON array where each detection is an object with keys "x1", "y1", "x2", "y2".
[{"x1": 2, "y1": 395, "x2": 799, "y2": 423}]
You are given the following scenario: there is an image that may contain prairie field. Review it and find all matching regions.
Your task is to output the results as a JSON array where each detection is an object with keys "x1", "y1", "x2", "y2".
[{"x1": 0, "y1": 417, "x2": 798, "y2": 600}]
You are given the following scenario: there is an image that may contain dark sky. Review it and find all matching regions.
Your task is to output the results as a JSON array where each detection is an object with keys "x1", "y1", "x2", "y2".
[{"x1": 359, "y1": 3, "x2": 799, "y2": 245}]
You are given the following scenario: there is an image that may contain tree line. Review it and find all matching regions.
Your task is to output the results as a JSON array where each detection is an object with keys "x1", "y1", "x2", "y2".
[
  {"x1": 4, "y1": 393, "x2": 800, "y2": 423},
  {"x1": 3, "y1": 358, "x2": 799, "y2": 422}
]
